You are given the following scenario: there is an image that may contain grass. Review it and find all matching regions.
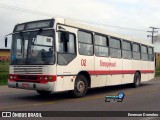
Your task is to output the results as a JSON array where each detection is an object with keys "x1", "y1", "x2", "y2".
[
  {"x1": 155, "y1": 68, "x2": 160, "y2": 77},
  {"x1": 0, "y1": 61, "x2": 9, "y2": 86},
  {"x1": 0, "y1": 79, "x2": 8, "y2": 85}
]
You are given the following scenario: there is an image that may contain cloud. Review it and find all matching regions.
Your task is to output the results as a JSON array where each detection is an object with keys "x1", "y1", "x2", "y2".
[{"x1": 0, "y1": 0, "x2": 160, "y2": 48}]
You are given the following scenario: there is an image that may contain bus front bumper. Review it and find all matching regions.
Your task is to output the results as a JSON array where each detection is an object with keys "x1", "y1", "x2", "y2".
[{"x1": 8, "y1": 80, "x2": 55, "y2": 92}]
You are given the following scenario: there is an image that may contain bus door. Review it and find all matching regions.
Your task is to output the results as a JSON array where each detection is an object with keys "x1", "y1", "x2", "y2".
[{"x1": 56, "y1": 25, "x2": 77, "y2": 91}]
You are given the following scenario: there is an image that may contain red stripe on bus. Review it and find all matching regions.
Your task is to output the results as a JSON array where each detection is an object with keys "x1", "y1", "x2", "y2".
[
  {"x1": 88, "y1": 70, "x2": 154, "y2": 75},
  {"x1": 141, "y1": 70, "x2": 154, "y2": 73}
]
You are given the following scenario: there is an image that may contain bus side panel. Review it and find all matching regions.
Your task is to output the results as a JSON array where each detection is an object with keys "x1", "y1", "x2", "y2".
[
  {"x1": 132, "y1": 60, "x2": 141, "y2": 82},
  {"x1": 91, "y1": 75, "x2": 99, "y2": 88},
  {"x1": 141, "y1": 61, "x2": 149, "y2": 82},
  {"x1": 55, "y1": 76, "x2": 64, "y2": 92},
  {"x1": 56, "y1": 54, "x2": 94, "y2": 91},
  {"x1": 122, "y1": 59, "x2": 134, "y2": 84},
  {"x1": 48, "y1": 65, "x2": 57, "y2": 92},
  {"x1": 55, "y1": 68, "x2": 76, "y2": 92},
  {"x1": 94, "y1": 56, "x2": 108, "y2": 87},
  {"x1": 107, "y1": 57, "x2": 122, "y2": 86},
  {"x1": 63, "y1": 76, "x2": 75, "y2": 91},
  {"x1": 99, "y1": 75, "x2": 107, "y2": 87},
  {"x1": 148, "y1": 61, "x2": 155, "y2": 80}
]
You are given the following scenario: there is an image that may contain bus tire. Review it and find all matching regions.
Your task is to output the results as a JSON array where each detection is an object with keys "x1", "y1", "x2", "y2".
[
  {"x1": 36, "y1": 90, "x2": 51, "y2": 96},
  {"x1": 71, "y1": 75, "x2": 88, "y2": 98},
  {"x1": 132, "y1": 72, "x2": 141, "y2": 88}
]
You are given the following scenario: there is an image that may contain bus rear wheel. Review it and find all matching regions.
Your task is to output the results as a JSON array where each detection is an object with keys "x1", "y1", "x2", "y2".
[
  {"x1": 71, "y1": 75, "x2": 88, "y2": 97},
  {"x1": 36, "y1": 90, "x2": 51, "y2": 96},
  {"x1": 132, "y1": 72, "x2": 141, "y2": 88}
]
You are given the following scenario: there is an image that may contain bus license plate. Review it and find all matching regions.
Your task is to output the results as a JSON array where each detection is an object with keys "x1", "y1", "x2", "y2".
[{"x1": 21, "y1": 83, "x2": 29, "y2": 88}]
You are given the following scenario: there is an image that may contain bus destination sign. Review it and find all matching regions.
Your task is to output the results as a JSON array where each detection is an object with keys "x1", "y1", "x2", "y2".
[{"x1": 14, "y1": 19, "x2": 54, "y2": 32}]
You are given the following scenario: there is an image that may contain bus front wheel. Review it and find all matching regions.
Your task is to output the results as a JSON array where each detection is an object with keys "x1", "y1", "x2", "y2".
[
  {"x1": 71, "y1": 75, "x2": 88, "y2": 97},
  {"x1": 132, "y1": 72, "x2": 141, "y2": 88}
]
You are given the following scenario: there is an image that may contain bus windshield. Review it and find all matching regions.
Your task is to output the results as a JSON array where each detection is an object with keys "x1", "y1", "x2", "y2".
[{"x1": 11, "y1": 29, "x2": 55, "y2": 65}]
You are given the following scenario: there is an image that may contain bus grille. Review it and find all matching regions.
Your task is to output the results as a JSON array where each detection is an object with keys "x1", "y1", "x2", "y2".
[{"x1": 13, "y1": 66, "x2": 45, "y2": 74}]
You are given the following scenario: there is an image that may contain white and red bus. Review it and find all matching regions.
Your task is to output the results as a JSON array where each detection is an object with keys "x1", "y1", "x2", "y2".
[{"x1": 5, "y1": 18, "x2": 155, "y2": 97}]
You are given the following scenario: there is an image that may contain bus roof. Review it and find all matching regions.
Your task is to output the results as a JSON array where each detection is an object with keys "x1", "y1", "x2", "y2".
[
  {"x1": 15, "y1": 18, "x2": 153, "y2": 47},
  {"x1": 55, "y1": 17, "x2": 153, "y2": 47}
]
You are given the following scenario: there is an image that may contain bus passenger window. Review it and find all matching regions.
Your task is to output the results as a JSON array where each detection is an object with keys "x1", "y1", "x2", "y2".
[
  {"x1": 122, "y1": 40, "x2": 132, "y2": 59},
  {"x1": 94, "y1": 34, "x2": 108, "y2": 57},
  {"x1": 141, "y1": 45, "x2": 148, "y2": 61},
  {"x1": 132, "y1": 43, "x2": 141, "y2": 60},
  {"x1": 78, "y1": 31, "x2": 93, "y2": 56},
  {"x1": 148, "y1": 47, "x2": 154, "y2": 61},
  {"x1": 109, "y1": 37, "x2": 121, "y2": 58}
]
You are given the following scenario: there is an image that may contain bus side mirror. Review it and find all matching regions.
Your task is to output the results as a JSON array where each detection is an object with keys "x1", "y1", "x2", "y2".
[
  {"x1": 60, "y1": 32, "x2": 69, "y2": 43},
  {"x1": 64, "y1": 32, "x2": 69, "y2": 42},
  {"x1": 5, "y1": 37, "x2": 8, "y2": 47}
]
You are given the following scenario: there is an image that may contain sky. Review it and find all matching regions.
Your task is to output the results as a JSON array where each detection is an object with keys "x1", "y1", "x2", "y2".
[{"x1": 0, "y1": 0, "x2": 160, "y2": 49}]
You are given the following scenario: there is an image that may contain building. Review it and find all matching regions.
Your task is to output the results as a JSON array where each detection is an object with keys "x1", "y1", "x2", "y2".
[{"x1": 0, "y1": 49, "x2": 10, "y2": 61}]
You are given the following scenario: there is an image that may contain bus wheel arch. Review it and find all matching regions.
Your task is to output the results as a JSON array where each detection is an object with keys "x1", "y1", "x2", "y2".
[
  {"x1": 77, "y1": 71, "x2": 91, "y2": 88},
  {"x1": 136, "y1": 71, "x2": 141, "y2": 79},
  {"x1": 70, "y1": 71, "x2": 90, "y2": 97}
]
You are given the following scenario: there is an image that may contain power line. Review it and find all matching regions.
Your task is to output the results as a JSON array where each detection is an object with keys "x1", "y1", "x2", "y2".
[
  {"x1": 0, "y1": 3, "x2": 53, "y2": 17},
  {"x1": 147, "y1": 27, "x2": 159, "y2": 44},
  {"x1": 0, "y1": 3, "x2": 147, "y2": 32}
]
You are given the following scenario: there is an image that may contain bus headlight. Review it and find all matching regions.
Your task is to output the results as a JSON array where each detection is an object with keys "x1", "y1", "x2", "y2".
[
  {"x1": 13, "y1": 76, "x2": 17, "y2": 79},
  {"x1": 10, "y1": 75, "x2": 13, "y2": 79},
  {"x1": 44, "y1": 76, "x2": 48, "y2": 80}
]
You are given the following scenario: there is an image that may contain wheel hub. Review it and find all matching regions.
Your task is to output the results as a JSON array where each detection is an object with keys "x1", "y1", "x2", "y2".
[{"x1": 77, "y1": 81, "x2": 85, "y2": 93}]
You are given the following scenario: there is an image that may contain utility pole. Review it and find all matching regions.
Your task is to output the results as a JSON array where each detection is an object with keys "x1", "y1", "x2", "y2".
[{"x1": 147, "y1": 27, "x2": 159, "y2": 44}]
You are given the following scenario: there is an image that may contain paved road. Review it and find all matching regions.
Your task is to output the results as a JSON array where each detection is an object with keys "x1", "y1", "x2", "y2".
[{"x1": 0, "y1": 78, "x2": 160, "y2": 120}]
